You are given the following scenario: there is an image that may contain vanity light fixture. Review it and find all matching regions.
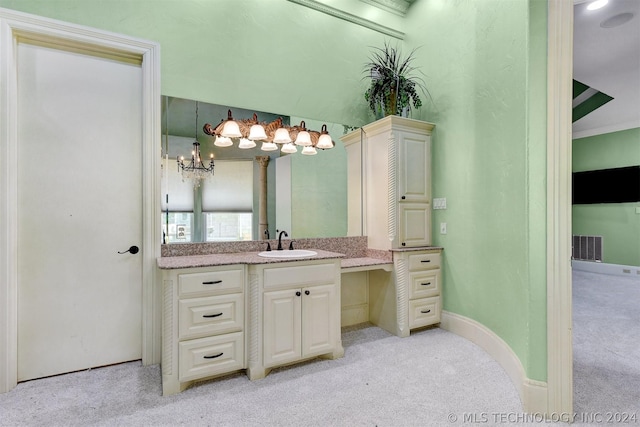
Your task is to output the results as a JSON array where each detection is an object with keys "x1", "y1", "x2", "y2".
[
  {"x1": 177, "y1": 101, "x2": 215, "y2": 186},
  {"x1": 203, "y1": 110, "x2": 335, "y2": 155}
]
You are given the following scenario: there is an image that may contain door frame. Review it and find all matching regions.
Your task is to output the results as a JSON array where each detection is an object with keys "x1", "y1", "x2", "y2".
[
  {"x1": 0, "y1": 8, "x2": 161, "y2": 393},
  {"x1": 546, "y1": 0, "x2": 573, "y2": 415}
]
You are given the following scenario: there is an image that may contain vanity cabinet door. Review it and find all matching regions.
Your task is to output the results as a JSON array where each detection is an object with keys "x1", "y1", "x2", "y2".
[
  {"x1": 263, "y1": 288, "x2": 302, "y2": 368},
  {"x1": 398, "y1": 202, "x2": 431, "y2": 248},
  {"x1": 398, "y1": 131, "x2": 431, "y2": 203},
  {"x1": 301, "y1": 284, "x2": 336, "y2": 358},
  {"x1": 263, "y1": 283, "x2": 337, "y2": 368}
]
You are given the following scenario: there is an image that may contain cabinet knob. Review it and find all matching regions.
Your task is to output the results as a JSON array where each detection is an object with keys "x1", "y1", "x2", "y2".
[
  {"x1": 401, "y1": 196, "x2": 406, "y2": 200},
  {"x1": 305, "y1": 290, "x2": 310, "y2": 295},
  {"x1": 402, "y1": 242, "x2": 406, "y2": 246},
  {"x1": 296, "y1": 291, "x2": 301, "y2": 297}
]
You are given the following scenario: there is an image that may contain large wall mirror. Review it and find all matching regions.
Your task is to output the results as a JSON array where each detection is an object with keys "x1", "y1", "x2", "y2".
[{"x1": 161, "y1": 96, "x2": 352, "y2": 244}]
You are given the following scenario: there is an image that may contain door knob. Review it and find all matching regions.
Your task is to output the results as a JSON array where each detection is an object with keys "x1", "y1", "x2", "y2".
[{"x1": 118, "y1": 245, "x2": 139, "y2": 254}]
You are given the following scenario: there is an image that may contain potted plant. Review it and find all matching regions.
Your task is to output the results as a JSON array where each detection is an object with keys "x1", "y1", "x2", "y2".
[{"x1": 364, "y1": 41, "x2": 428, "y2": 118}]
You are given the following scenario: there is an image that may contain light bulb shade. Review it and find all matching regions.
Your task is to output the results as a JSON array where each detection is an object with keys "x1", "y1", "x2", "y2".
[
  {"x1": 238, "y1": 138, "x2": 256, "y2": 149},
  {"x1": 301, "y1": 145, "x2": 317, "y2": 156},
  {"x1": 281, "y1": 142, "x2": 297, "y2": 154},
  {"x1": 248, "y1": 124, "x2": 268, "y2": 141},
  {"x1": 221, "y1": 120, "x2": 242, "y2": 138},
  {"x1": 273, "y1": 128, "x2": 292, "y2": 144},
  {"x1": 260, "y1": 141, "x2": 278, "y2": 151},
  {"x1": 220, "y1": 109, "x2": 242, "y2": 138},
  {"x1": 316, "y1": 134, "x2": 333, "y2": 149},
  {"x1": 317, "y1": 124, "x2": 333, "y2": 149},
  {"x1": 294, "y1": 130, "x2": 312, "y2": 146},
  {"x1": 214, "y1": 136, "x2": 233, "y2": 147}
]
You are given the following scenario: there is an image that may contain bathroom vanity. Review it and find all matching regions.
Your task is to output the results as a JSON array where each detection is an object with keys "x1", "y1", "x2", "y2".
[
  {"x1": 158, "y1": 251, "x2": 344, "y2": 395},
  {"x1": 158, "y1": 117, "x2": 442, "y2": 395}
]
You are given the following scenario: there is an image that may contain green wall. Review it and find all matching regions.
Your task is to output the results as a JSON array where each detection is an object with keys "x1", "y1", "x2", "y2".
[
  {"x1": 573, "y1": 128, "x2": 640, "y2": 266},
  {"x1": 402, "y1": 0, "x2": 548, "y2": 381},
  {"x1": 0, "y1": 0, "x2": 549, "y2": 381}
]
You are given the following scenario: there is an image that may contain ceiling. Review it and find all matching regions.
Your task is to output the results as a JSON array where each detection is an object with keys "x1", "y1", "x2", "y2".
[{"x1": 573, "y1": 0, "x2": 640, "y2": 138}]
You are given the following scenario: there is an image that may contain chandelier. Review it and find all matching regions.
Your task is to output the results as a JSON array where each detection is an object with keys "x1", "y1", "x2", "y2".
[
  {"x1": 203, "y1": 110, "x2": 335, "y2": 156},
  {"x1": 177, "y1": 101, "x2": 215, "y2": 186}
]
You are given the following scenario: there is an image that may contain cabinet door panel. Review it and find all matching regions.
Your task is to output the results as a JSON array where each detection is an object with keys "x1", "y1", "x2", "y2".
[
  {"x1": 399, "y1": 203, "x2": 431, "y2": 247},
  {"x1": 263, "y1": 289, "x2": 301, "y2": 368},
  {"x1": 398, "y1": 132, "x2": 430, "y2": 202},
  {"x1": 302, "y1": 284, "x2": 336, "y2": 357}
]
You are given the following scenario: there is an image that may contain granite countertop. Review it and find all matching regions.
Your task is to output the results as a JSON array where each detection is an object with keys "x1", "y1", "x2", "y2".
[
  {"x1": 157, "y1": 249, "x2": 346, "y2": 270},
  {"x1": 341, "y1": 257, "x2": 394, "y2": 270}
]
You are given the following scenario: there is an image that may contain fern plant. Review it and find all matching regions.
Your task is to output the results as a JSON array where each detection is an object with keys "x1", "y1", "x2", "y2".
[{"x1": 364, "y1": 42, "x2": 428, "y2": 117}]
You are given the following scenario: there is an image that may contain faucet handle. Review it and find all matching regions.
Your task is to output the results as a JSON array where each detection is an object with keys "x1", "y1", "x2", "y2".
[
  {"x1": 265, "y1": 242, "x2": 271, "y2": 251},
  {"x1": 289, "y1": 241, "x2": 295, "y2": 250}
]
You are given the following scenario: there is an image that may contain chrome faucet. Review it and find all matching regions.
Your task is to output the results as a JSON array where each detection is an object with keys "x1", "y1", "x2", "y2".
[{"x1": 277, "y1": 230, "x2": 288, "y2": 250}]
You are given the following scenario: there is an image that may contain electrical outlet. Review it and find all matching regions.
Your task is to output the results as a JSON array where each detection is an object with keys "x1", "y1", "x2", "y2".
[
  {"x1": 636, "y1": 207, "x2": 640, "y2": 214},
  {"x1": 440, "y1": 222, "x2": 447, "y2": 234}
]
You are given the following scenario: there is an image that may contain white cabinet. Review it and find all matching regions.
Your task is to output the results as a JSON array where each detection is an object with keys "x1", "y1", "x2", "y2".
[
  {"x1": 263, "y1": 284, "x2": 336, "y2": 368},
  {"x1": 396, "y1": 249, "x2": 442, "y2": 336},
  {"x1": 342, "y1": 116, "x2": 434, "y2": 250},
  {"x1": 248, "y1": 259, "x2": 343, "y2": 380},
  {"x1": 161, "y1": 264, "x2": 246, "y2": 395}
]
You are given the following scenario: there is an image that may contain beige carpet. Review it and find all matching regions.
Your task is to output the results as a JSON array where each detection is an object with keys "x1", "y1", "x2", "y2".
[{"x1": 1, "y1": 325, "x2": 525, "y2": 426}]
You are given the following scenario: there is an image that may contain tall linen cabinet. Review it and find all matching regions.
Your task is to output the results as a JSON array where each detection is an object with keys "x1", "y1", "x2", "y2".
[{"x1": 342, "y1": 116, "x2": 442, "y2": 337}]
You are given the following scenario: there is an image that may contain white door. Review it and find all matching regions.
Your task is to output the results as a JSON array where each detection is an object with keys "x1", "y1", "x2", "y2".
[
  {"x1": 263, "y1": 288, "x2": 301, "y2": 368},
  {"x1": 16, "y1": 41, "x2": 143, "y2": 381},
  {"x1": 301, "y1": 284, "x2": 335, "y2": 357}
]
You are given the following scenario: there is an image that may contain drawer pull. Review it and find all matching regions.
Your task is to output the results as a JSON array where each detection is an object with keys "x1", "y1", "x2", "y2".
[
  {"x1": 202, "y1": 280, "x2": 223, "y2": 285},
  {"x1": 420, "y1": 260, "x2": 431, "y2": 263},
  {"x1": 421, "y1": 282, "x2": 432, "y2": 286},
  {"x1": 420, "y1": 309, "x2": 432, "y2": 314},
  {"x1": 203, "y1": 352, "x2": 224, "y2": 359},
  {"x1": 202, "y1": 313, "x2": 223, "y2": 318}
]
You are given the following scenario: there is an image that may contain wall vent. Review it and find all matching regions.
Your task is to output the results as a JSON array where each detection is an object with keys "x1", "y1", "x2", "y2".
[{"x1": 572, "y1": 235, "x2": 603, "y2": 262}]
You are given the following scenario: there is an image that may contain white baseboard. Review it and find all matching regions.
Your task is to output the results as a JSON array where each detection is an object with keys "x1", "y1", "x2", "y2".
[
  {"x1": 572, "y1": 260, "x2": 640, "y2": 279},
  {"x1": 440, "y1": 311, "x2": 548, "y2": 414}
]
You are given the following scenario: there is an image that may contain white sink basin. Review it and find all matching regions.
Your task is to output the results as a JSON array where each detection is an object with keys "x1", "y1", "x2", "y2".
[{"x1": 258, "y1": 249, "x2": 317, "y2": 258}]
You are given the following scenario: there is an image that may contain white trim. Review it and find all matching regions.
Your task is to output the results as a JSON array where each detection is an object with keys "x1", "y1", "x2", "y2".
[
  {"x1": 287, "y1": 0, "x2": 405, "y2": 39},
  {"x1": 0, "y1": 7, "x2": 160, "y2": 394},
  {"x1": 572, "y1": 260, "x2": 640, "y2": 279},
  {"x1": 440, "y1": 311, "x2": 549, "y2": 413},
  {"x1": 572, "y1": 119, "x2": 640, "y2": 140},
  {"x1": 546, "y1": 0, "x2": 574, "y2": 415}
]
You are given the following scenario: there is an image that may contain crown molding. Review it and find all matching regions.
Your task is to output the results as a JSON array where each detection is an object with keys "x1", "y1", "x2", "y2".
[{"x1": 287, "y1": 0, "x2": 405, "y2": 39}]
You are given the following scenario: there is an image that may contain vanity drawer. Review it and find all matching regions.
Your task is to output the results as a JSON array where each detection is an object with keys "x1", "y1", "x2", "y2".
[
  {"x1": 408, "y1": 296, "x2": 441, "y2": 329},
  {"x1": 178, "y1": 332, "x2": 244, "y2": 382},
  {"x1": 263, "y1": 262, "x2": 336, "y2": 290},
  {"x1": 179, "y1": 266, "x2": 244, "y2": 297},
  {"x1": 409, "y1": 270, "x2": 441, "y2": 300},
  {"x1": 408, "y1": 252, "x2": 441, "y2": 271},
  {"x1": 179, "y1": 293, "x2": 244, "y2": 340}
]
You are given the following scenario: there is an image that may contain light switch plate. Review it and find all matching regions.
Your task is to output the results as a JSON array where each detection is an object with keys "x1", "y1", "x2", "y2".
[
  {"x1": 636, "y1": 207, "x2": 640, "y2": 214},
  {"x1": 433, "y1": 198, "x2": 447, "y2": 210}
]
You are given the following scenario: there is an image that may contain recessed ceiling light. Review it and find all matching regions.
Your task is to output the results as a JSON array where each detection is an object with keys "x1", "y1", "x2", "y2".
[
  {"x1": 587, "y1": 0, "x2": 608, "y2": 10},
  {"x1": 600, "y1": 12, "x2": 635, "y2": 28}
]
